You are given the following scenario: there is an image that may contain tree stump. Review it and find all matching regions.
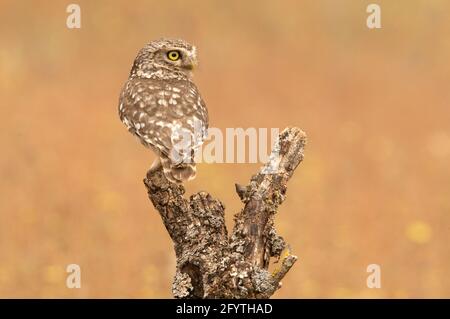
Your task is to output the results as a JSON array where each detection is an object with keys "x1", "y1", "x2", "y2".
[{"x1": 143, "y1": 127, "x2": 307, "y2": 298}]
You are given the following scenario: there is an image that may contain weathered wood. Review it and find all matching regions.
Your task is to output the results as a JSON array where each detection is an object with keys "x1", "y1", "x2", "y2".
[{"x1": 143, "y1": 127, "x2": 307, "y2": 298}]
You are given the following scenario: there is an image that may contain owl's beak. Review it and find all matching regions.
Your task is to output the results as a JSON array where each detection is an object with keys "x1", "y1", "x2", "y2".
[
  {"x1": 185, "y1": 56, "x2": 197, "y2": 70},
  {"x1": 184, "y1": 63, "x2": 195, "y2": 70},
  {"x1": 185, "y1": 48, "x2": 198, "y2": 70}
]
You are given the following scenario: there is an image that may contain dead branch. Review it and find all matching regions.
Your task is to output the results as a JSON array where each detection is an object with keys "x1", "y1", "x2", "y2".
[{"x1": 143, "y1": 127, "x2": 307, "y2": 298}]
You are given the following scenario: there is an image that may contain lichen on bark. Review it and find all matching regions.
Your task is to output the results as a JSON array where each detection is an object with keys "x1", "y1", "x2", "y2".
[{"x1": 143, "y1": 127, "x2": 307, "y2": 298}]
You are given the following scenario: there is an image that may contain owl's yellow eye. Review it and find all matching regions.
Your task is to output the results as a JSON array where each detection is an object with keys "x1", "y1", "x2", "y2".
[{"x1": 167, "y1": 50, "x2": 181, "y2": 61}]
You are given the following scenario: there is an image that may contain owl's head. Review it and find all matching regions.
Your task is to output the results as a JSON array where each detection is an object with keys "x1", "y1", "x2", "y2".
[{"x1": 131, "y1": 38, "x2": 198, "y2": 80}]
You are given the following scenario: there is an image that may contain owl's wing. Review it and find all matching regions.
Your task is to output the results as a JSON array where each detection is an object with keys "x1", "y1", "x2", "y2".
[{"x1": 119, "y1": 78, "x2": 208, "y2": 161}]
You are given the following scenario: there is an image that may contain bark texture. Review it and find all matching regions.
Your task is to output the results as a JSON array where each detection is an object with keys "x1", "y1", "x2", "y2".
[{"x1": 143, "y1": 127, "x2": 307, "y2": 298}]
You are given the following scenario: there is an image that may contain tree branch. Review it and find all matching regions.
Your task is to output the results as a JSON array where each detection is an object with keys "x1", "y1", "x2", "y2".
[{"x1": 143, "y1": 127, "x2": 307, "y2": 298}]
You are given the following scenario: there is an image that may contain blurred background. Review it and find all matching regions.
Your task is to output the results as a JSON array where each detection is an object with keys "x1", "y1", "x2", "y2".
[{"x1": 0, "y1": 0, "x2": 449, "y2": 298}]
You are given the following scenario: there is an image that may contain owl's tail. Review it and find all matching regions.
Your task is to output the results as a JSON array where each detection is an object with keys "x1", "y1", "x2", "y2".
[{"x1": 160, "y1": 156, "x2": 197, "y2": 183}]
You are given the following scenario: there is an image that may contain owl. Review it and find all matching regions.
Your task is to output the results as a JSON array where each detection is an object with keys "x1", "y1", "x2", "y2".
[{"x1": 119, "y1": 39, "x2": 208, "y2": 183}]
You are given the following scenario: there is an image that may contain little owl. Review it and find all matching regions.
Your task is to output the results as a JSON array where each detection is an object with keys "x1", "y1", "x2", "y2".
[{"x1": 118, "y1": 38, "x2": 209, "y2": 183}]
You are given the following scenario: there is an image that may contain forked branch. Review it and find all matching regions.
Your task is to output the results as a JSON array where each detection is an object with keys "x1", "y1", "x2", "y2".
[{"x1": 143, "y1": 127, "x2": 307, "y2": 298}]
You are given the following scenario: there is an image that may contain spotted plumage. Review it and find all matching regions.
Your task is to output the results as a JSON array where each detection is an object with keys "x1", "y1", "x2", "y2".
[{"x1": 119, "y1": 39, "x2": 208, "y2": 182}]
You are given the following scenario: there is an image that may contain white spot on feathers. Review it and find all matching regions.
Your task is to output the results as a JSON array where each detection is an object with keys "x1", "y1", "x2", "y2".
[{"x1": 158, "y1": 99, "x2": 168, "y2": 107}]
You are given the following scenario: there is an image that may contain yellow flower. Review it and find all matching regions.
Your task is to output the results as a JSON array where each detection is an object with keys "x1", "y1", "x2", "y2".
[
  {"x1": 44, "y1": 265, "x2": 64, "y2": 284},
  {"x1": 405, "y1": 221, "x2": 432, "y2": 244}
]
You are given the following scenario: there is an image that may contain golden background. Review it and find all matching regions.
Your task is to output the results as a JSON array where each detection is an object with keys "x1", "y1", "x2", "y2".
[{"x1": 0, "y1": 0, "x2": 449, "y2": 298}]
